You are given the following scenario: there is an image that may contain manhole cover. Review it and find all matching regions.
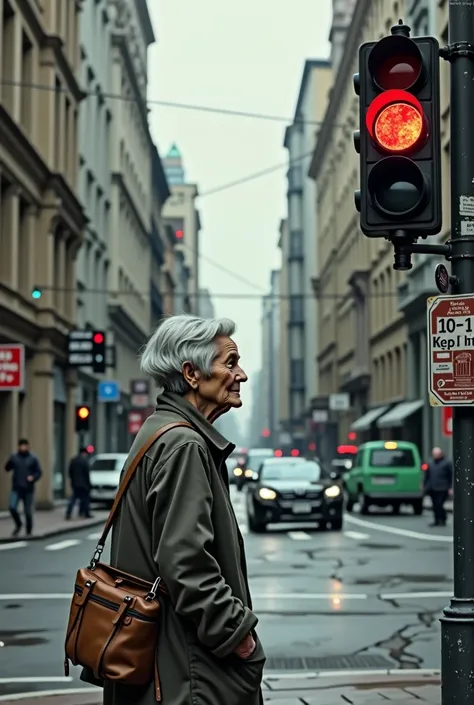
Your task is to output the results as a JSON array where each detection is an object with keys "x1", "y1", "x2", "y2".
[{"x1": 265, "y1": 654, "x2": 392, "y2": 671}]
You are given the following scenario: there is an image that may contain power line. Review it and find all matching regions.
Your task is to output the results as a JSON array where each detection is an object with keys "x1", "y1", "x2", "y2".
[
  {"x1": 0, "y1": 79, "x2": 347, "y2": 128},
  {"x1": 178, "y1": 241, "x2": 266, "y2": 293}
]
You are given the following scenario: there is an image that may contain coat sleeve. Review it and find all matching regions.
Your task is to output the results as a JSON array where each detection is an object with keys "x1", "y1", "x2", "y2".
[{"x1": 146, "y1": 440, "x2": 258, "y2": 658}]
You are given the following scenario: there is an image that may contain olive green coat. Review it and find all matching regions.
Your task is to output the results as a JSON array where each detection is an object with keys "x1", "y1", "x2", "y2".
[{"x1": 83, "y1": 392, "x2": 265, "y2": 705}]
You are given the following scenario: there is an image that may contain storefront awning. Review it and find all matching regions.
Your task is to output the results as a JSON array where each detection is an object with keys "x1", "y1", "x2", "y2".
[
  {"x1": 350, "y1": 406, "x2": 390, "y2": 432},
  {"x1": 377, "y1": 399, "x2": 424, "y2": 429}
]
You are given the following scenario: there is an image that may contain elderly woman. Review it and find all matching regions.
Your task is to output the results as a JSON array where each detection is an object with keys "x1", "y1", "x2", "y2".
[{"x1": 102, "y1": 314, "x2": 265, "y2": 705}]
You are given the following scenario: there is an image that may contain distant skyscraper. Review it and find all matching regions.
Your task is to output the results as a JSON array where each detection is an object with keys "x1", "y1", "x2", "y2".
[{"x1": 163, "y1": 143, "x2": 185, "y2": 185}]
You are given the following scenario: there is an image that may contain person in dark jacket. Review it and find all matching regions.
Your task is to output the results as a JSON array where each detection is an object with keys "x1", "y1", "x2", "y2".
[
  {"x1": 81, "y1": 314, "x2": 265, "y2": 705},
  {"x1": 65, "y1": 448, "x2": 92, "y2": 520},
  {"x1": 424, "y1": 446, "x2": 453, "y2": 527},
  {"x1": 5, "y1": 438, "x2": 42, "y2": 537}
]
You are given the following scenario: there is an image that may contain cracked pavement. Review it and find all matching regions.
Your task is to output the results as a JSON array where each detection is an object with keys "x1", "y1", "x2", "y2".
[{"x1": 0, "y1": 488, "x2": 451, "y2": 698}]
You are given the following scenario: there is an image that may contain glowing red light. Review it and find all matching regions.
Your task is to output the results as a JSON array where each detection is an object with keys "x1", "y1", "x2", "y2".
[
  {"x1": 348, "y1": 432, "x2": 357, "y2": 441},
  {"x1": 93, "y1": 332, "x2": 104, "y2": 344},
  {"x1": 274, "y1": 449, "x2": 283, "y2": 457},
  {"x1": 308, "y1": 442, "x2": 316, "y2": 452},
  {"x1": 290, "y1": 449, "x2": 300, "y2": 457},
  {"x1": 422, "y1": 463, "x2": 429, "y2": 471},
  {"x1": 86, "y1": 445, "x2": 95, "y2": 454},
  {"x1": 337, "y1": 445, "x2": 358, "y2": 455},
  {"x1": 261, "y1": 428, "x2": 270, "y2": 438},
  {"x1": 366, "y1": 89, "x2": 426, "y2": 154},
  {"x1": 176, "y1": 229, "x2": 184, "y2": 239}
]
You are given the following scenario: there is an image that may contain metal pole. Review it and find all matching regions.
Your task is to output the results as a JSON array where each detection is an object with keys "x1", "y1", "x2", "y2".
[{"x1": 441, "y1": 3, "x2": 474, "y2": 703}]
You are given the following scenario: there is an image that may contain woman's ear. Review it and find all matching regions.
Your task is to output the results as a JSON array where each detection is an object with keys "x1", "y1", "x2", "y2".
[{"x1": 182, "y1": 362, "x2": 201, "y2": 390}]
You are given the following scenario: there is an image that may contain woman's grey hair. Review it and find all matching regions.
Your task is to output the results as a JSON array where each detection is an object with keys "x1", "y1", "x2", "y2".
[{"x1": 140, "y1": 314, "x2": 236, "y2": 394}]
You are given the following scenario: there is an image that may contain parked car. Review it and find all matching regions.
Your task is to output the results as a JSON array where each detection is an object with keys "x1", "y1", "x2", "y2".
[
  {"x1": 344, "y1": 441, "x2": 423, "y2": 515},
  {"x1": 246, "y1": 456, "x2": 343, "y2": 532},
  {"x1": 89, "y1": 453, "x2": 128, "y2": 506}
]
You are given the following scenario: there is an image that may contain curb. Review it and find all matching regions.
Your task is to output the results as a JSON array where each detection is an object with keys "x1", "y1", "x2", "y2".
[{"x1": 0, "y1": 518, "x2": 105, "y2": 544}]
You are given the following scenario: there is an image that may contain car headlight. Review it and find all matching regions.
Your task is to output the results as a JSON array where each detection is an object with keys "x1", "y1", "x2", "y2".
[
  {"x1": 244, "y1": 469, "x2": 253, "y2": 478},
  {"x1": 259, "y1": 487, "x2": 277, "y2": 500},
  {"x1": 234, "y1": 468, "x2": 243, "y2": 476},
  {"x1": 325, "y1": 485, "x2": 341, "y2": 498}
]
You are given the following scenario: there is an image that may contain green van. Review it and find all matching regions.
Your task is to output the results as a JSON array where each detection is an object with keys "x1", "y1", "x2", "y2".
[{"x1": 344, "y1": 441, "x2": 424, "y2": 515}]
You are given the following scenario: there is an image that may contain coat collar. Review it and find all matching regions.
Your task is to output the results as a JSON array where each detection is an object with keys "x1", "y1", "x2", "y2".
[{"x1": 156, "y1": 391, "x2": 235, "y2": 456}]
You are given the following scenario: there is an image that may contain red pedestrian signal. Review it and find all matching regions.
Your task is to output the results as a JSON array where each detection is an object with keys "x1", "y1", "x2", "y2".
[
  {"x1": 93, "y1": 332, "x2": 104, "y2": 344},
  {"x1": 353, "y1": 21, "x2": 441, "y2": 241}
]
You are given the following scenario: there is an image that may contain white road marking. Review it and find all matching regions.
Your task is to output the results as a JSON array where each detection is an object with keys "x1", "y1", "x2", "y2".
[
  {"x1": 0, "y1": 541, "x2": 28, "y2": 551},
  {"x1": 252, "y1": 592, "x2": 368, "y2": 600},
  {"x1": 344, "y1": 530, "x2": 370, "y2": 540},
  {"x1": 0, "y1": 677, "x2": 73, "y2": 684},
  {"x1": 345, "y1": 514, "x2": 452, "y2": 542},
  {"x1": 287, "y1": 531, "x2": 312, "y2": 540},
  {"x1": 45, "y1": 539, "x2": 81, "y2": 551},
  {"x1": 381, "y1": 591, "x2": 452, "y2": 600},
  {"x1": 87, "y1": 532, "x2": 102, "y2": 540}
]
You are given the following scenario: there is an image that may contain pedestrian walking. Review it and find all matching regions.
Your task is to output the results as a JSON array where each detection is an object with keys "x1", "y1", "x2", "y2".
[
  {"x1": 424, "y1": 446, "x2": 453, "y2": 527},
  {"x1": 79, "y1": 315, "x2": 265, "y2": 705},
  {"x1": 5, "y1": 438, "x2": 42, "y2": 537},
  {"x1": 65, "y1": 447, "x2": 93, "y2": 520}
]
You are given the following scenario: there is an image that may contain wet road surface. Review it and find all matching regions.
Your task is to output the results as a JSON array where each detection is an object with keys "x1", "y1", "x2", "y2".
[{"x1": 0, "y1": 488, "x2": 452, "y2": 696}]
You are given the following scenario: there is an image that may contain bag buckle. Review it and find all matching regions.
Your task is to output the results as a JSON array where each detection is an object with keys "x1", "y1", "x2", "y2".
[
  {"x1": 88, "y1": 544, "x2": 104, "y2": 570},
  {"x1": 146, "y1": 577, "x2": 161, "y2": 601}
]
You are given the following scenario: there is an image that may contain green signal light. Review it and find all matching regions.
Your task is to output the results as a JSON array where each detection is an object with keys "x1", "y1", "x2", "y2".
[{"x1": 31, "y1": 288, "x2": 42, "y2": 300}]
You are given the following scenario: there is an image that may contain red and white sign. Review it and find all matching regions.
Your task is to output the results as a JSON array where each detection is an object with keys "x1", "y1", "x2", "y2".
[
  {"x1": 442, "y1": 406, "x2": 453, "y2": 437},
  {"x1": 0, "y1": 344, "x2": 24, "y2": 391},
  {"x1": 428, "y1": 294, "x2": 474, "y2": 405},
  {"x1": 128, "y1": 410, "x2": 144, "y2": 435}
]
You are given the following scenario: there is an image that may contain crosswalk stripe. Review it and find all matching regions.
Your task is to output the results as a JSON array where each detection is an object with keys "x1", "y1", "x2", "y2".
[
  {"x1": 45, "y1": 539, "x2": 81, "y2": 551},
  {"x1": 287, "y1": 531, "x2": 312, "y2": 540},
  {"x1": 344, "y1": 530, "x2": 370, "y2": 540},
  {"x1": 87, "y1": 532, "x2": 102, "y2": 540},
  {"x1": 0, "y1": 541, "x2": 28, "y2": 551}
]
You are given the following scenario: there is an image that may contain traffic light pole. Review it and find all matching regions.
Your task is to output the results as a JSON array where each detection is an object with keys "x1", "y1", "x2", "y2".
[{"x1": 439, "y1": 3, "x2": 474, "y2": 704}]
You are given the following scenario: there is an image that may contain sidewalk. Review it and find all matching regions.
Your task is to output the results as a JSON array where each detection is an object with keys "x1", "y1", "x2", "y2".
[
  {"x1": 0, "y1": 507, "x2": 107, "y2": 543},
  {"x1": 0, "y1": 673, "x2": 441, "y2": 704}
]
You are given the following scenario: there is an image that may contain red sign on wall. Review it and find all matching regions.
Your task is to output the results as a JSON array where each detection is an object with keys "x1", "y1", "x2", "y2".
[
  {"x1": 128, "y1": 410, "x2": 144, "y2": 435},
  {"x1": 428, "y1": 295, "x2": 474, "y2": 406},
  {"x1": 0, "y1": 345, "x2": 24, "y2": 391},
  {"x1": 442, "y1": 406, "x2": 453, "y2": 437}
]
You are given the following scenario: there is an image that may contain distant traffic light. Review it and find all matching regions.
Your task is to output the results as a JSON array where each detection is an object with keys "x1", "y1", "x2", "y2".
[
  {"x1": 31, "y1": 287, "x2": 42, "y2": 300},
  {"x1": 92, "y1": 331, "x2": 106, "y2": 373},
  {"x1": 354, "y1": 21, "x2": 442, "y2": 238},
  {"x1": 75, "y1": 406, "x2": 91, "y2": 432},
  {"x1": 175, "y1": 229, "x2": 184, "y2": 240}
]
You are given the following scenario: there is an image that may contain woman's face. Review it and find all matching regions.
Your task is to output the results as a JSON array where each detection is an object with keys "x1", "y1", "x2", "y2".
[{"x1": 186, "y1": 336, "x2": 248, "y2": 413}]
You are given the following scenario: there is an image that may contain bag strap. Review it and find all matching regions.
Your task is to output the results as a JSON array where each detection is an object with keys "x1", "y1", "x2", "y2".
[{"x1": 89, "y1": 421, "x2": 193, "y2": 569}]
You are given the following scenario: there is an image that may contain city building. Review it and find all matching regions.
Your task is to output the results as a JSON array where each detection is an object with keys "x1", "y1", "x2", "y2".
[
  {"x1": 106, "y1": 0, "x2": 155, "y2": 450},
  {"x1": 282, "y1": 59, "x2": 331, "y2": 452},
  {"x1": 150, "y1": 144, "x2": 170, "y2": 327},
  {"x1": 248, "y1": 369, "x2": 265, "y2": 448},
  {"x1": 260, "y1": 271, "x2": 281, "y2": 446},
  {"x1": 162, "y1": 144, "x2": 200, "y2": 312},
  {"x1": 76, "y1": 0, "x2": 113, "y2": 454},
  {"x1": 277, "y1": 219, "x2": 291, "y2": 446},
  {"x1": 308, "y1": 0, "x2": 418, "y2": 459},
  {"x1": 0, "y1": 0, "x2": 85, "y2": 508},
  {"x1": 397, "y1": 0, "x2": 451, "y2": 460},
  {"x1": 198, "y1": 289, "x2": 215, "y2": 319}
]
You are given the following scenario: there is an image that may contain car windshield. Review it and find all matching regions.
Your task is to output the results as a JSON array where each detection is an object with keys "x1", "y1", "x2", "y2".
[
  {"x1": 90, "y1": 458, "x2": 123, "y2": 472},
  {"x1": 260, "y1": 460, "x2": 323, "y2": 482},
  {"x1": 247, "y1": 451, "x2": 273, "y2": 469},
  {"x1": 370, "y1": 449, "x2": 415, "y2": 467}
]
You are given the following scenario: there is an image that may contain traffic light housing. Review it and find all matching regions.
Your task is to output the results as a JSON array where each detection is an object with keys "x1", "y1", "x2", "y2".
[
  {"x1": 354, "y1": 22, "x2": 442, "y2": 238},
  {"x1": 75, "y1": 405, "x2": 91, "y2": 432},
  {"x1": 92, "y1": 331, "x2": 106, "y2": 373}
]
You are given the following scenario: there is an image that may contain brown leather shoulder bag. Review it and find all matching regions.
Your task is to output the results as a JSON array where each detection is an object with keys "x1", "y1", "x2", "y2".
[{"x1": 64, "y1": 421, "x2": 193, "y2": 702}]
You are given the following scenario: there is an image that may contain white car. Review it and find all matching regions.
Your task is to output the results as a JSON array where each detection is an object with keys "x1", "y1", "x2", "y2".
[{"x1": 89, "y1": 453, "x2": 128, "y2": 506}]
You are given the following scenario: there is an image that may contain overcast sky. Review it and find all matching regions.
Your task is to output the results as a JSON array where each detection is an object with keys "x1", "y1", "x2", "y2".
[{"x1": 147, "y1": 0, "x2": 333, "y2": 431}]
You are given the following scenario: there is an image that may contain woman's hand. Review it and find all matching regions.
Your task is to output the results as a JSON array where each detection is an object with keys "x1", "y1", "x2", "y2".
[{"x1": 233, "y1": 633, "x2": 256, "y2": 659}]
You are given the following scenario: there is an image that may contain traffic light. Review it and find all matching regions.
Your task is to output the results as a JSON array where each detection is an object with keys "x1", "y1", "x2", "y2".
[
  {"x1": 353, "y1": 21, "x2": 441, "y2": 238},
  {"x1": 75, "y1": 406, "x2": 91, "y2": 432},
  {"x1": 31, "y1": 287, "x2": 42, "y2": 300},
  {"x1": 175, "y1": 229, "x2": 184, "y2": 240},
  {"x1": 92, "y1": 331, "x2": 106, "y2": 373}
]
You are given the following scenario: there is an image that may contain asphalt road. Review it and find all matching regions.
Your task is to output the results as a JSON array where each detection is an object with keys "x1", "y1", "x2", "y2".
[{"x1": 0, "y1": 488, "x2": 452, "y2": 698}]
